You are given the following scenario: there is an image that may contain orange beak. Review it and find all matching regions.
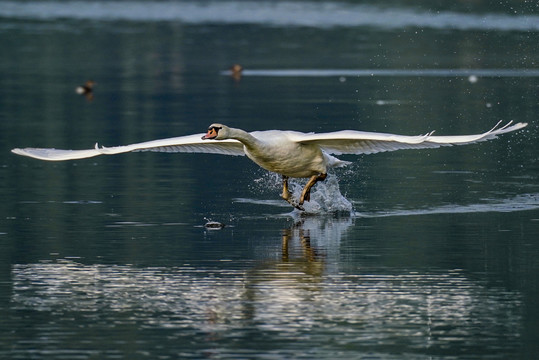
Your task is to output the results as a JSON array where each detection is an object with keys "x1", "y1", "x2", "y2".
[{"x1": 202, "y1": 128, "x2": 218, "y2": 140}]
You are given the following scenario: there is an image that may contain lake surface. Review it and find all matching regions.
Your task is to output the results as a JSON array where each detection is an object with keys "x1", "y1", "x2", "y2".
[{"x1": 1, "y1": 1, "x2": 539, "y2": 359}]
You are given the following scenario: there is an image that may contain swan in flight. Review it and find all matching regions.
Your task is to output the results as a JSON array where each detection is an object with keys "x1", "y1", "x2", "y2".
[{"x1": 11, "y1": 121, "x2": 527, "y2": 210}]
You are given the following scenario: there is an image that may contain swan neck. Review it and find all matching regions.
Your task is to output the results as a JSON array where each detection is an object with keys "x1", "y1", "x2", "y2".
[{"x1": 227, "y1": 128, "x2": 259, "y2": 147}]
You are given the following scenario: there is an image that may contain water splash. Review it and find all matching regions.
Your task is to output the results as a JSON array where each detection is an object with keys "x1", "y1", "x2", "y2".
[
  {"x1": 287, "y1": 174, "x2": 353, "y2": 214},
  {"x1": 241, "y1": 172, "x2": 353, "y2": 214},
  {"x1": 249, "y1": 171, "x2": 282, "y2": 195}
]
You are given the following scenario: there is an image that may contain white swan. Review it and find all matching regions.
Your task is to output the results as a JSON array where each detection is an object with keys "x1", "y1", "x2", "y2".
[{"x1": 11, "y1": 121, "x2": 527, "y2": 210}]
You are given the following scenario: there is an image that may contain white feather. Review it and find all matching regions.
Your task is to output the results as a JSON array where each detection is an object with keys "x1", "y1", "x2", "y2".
[
  {"x1": 11, "y1": 134, "x2": 245, "y2": 161},
  {"x1": 291, "y1": 120, "x2": 527, "y2": 155},
  {"x1": 11, "y1": 122, "x2": 527, "y2": 165}
]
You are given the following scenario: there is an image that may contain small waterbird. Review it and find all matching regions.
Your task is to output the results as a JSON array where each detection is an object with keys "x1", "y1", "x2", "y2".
[
  {"x1": 75, "y1": 80, "x2": 96, "y2": 100},
  {"x1": 11, "y1": 121, "x2": 527, "y2": 210}
]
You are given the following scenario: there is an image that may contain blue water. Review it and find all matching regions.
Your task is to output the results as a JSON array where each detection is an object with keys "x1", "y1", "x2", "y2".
[{"x1": 1, "y1": 1, "x2": 539, "y2": 359}]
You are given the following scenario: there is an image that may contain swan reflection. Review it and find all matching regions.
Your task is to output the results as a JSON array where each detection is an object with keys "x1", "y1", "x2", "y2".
[{"x1": 10, "y1": 217, "x2": 522, "y2": 353}]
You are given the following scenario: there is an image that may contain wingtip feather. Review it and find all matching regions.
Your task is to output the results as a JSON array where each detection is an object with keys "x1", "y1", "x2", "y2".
[{"x1": 494, "y1": 121, "x2": 527, "y2": 134}]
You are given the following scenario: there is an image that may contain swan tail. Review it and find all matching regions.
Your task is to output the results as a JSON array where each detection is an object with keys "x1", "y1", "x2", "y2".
[{"x1": 324, "y1": 152, "x2": 351, "y2": 169}]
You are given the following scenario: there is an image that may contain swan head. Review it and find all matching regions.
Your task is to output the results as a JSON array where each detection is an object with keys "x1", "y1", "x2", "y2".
[{"x1": 202, "y1": 124, "x2": 229, "y2": 140}]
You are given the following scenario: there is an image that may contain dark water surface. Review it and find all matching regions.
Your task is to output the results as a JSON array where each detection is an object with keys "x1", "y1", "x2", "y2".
[{"x1": 1, "y1": 1, "x2": 539, "y2": 359}]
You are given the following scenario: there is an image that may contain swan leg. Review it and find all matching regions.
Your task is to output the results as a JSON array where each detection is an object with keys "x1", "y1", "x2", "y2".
[
  {"x1": 281, "y1": 176, "x2": 305, "y2": 211},
  {"x1": 299, "y1": 173, "x2": 327, "y2": 205},
  {"x1": 281, "y1": 176, "x2": 291, "y2": 201}
]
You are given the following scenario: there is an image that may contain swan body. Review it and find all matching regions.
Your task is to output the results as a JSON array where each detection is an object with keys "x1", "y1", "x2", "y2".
[
  {"x1": 203, "y1": 125, "x2": 346, "y2": 178},
  {"x1": 11, "y1": 121, "x2": 528, "y2": 210}
]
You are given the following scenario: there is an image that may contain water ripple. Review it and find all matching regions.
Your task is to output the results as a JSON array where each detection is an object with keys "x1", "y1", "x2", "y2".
[
  {"x1": 7, "y1": 260, "x2": 523, "y2": 357},
  {"x1": 227, "y1": 68, "x2": 539, "y2": 78},
  {"x1": 357, "y1": 193, "x2": 539, "y2": 218}
]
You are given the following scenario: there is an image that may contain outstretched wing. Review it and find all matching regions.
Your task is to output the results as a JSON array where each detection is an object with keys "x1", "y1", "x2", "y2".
[
  {"x1": 291, "y1": 121, "x2": 527, "y2": 155},
  {"x1": 11, "y1": 133, "x2": 245, "y2": 161}
]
